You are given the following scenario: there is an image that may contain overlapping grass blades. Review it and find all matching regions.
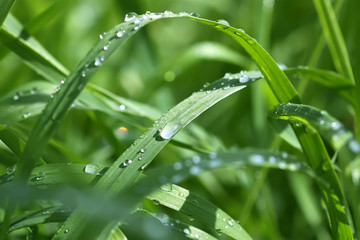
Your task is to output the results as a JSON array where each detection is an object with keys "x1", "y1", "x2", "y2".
[{"x1": 2, "y1": 149, "x2": 314, "y2": 239}]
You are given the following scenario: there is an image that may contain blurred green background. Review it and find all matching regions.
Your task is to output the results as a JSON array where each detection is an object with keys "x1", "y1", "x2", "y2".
[{"x1": 1, "y1": 0, "x2": 360, "y2": 239}]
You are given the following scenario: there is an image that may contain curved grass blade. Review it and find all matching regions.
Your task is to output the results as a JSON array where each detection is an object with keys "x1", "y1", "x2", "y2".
[
  {"x1": 0, "y1": 0, "x2": 15, "y2": 27},
  {"x1": 54, "y1": 69, "x2": 262, "y2": 239},
  {"x1": 270, "y1": 102, "x2": 360, "y2": 237},
  {"x1": 182, "y1": 14, "x2": 353, "y2": 239}
]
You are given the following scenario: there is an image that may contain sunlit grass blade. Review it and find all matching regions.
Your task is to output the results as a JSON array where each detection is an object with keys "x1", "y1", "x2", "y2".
[
  {"x1": 55, "y1": 69, "x2": 262, "y2": 239},
  {"x1": 0, "y1": 0, "x2": 15, "y2": 27}
]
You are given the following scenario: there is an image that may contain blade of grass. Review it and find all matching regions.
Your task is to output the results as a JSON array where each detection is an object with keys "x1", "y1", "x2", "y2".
[{"x1": 0, "y1": 0, "x2": 15, "y2": 27}]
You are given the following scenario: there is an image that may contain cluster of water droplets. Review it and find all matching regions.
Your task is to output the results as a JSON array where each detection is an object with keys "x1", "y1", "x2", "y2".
[
  {"x1": 199, "y1": 71, "x2": 262, "y2": 94},
  {"x1": 12, "y1": 87, "x2": 40, "y2": 101}
]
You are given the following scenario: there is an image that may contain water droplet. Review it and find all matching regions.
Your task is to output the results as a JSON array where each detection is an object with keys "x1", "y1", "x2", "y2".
[
  {"x1": 237, "y1": 28, "x2": 245, "y2": 33},
  {"x1": 140, "y1": 163, "x2": 148, "y2": 170},
  {"x1": 269, "y1": 156, "x2": 277, "y2": 164},
  {"x1": 319, "y1": 120, "x2": 325, "y2": 125},
  {"x1": 189, "y1": 165, "x2": 202, "y2": 175},
  {"x1": 22, "y1": 112, "x2": 32, "y2": 119},
  {"x1": 134, "y1": 18, "x2": 142, "y2": 24},
  {"x1": 64, "y1": 229, "x2": 69, "y2": 233},
  {"x1": 278, "y1": 162, "x2": 286, "y2": 169},
  {"x1": 94, "y1": 57, "x2": 102, "y2": 66},
  {"x1": 140, "y1": 148, "x2": 146, "y2": 153},
  {"x1": 239, "y1": 76, "x2": 249, "y2": 83},
  {"x1": 194, "y1": 233, "x2": 200, "y2": 239},
  {"x1": 216, "y1": 19, "x2": 230, "y2": 26},
  {"x1": 149, "y1": 12, "x2": 163, "y2": 19},
  {"x1": 216, "y1": 229, "x2": 223, "y2": 235},
  {"x1": 331, "y1": 122, "x2": 340, "y2": 130},
  {"x1": 33, "y1": 171, "x2": 46, "y2": 181},
  {"x1": 281, "y1": 152, "x2": 288, "y2": 159},
  {"x1": 288, "y1": 164, "x2": 297, "y2": 171},
  {"x1": 190, "y1": 12, "x2": 200, "y2": 17},
  {"x1": 183, "y1": 228, "x2": 191, "y2": 235},
  {"x1": 192, "y1": 155, "x2": 201, "y2": 164},
  {"x1": 134, "y1": 25, "x2": 141, "y2": 31},
  {"x1": 138, "y1": 156, "x2": 143, "y2": 161},
  {"x1": 123, "y1": 159, "x2": 133, "y2": 167},
  {"x1": 125, "y1": 12, "x2": 137, "y2": 22},
  {"x1": 6, "y1": 165, "x2": 16, "y2": 174},
  {"x1": 164, "y1": 10, "x2": 173, "y2": 15},
  {"x1": 160, "y1": 183, "x2": 173, "y2": 192},
  {"x1": 227, "y1": 218, "x2": 234, "y2": 226},
  {"x1": 348, "y1": 139, "x2": 360, "y2": 154},
  {"x1": 103, "y1": 45, "x2": 109, "y2": 51},
  {"x1": 152, "y1": 199, "x2": 160, "y2": 205},
  {"x1": 159, "y1": 121, "x2": 182, "y2": 139},
  {"x1": 250, "y1": 155, "x2": 264, "y2": 165},
  {"x1": 179, "y1": 12, "x2": 189, "y2": 17},
  {"x1": 60, "y1": 79, "x2": 65, "y2": 84},
  {"x1": 119, "y1": 104, "x2": 126, "y2": 111},
  {"x1": 173, "y1": 162, "x2": 182, "y2": 170},
  {"x1": 13, "y1": 94, "x2": 19, "y2": 100},
  {"x1": 99, "y1": 33, "x2": 105, "y2": 39},
  {"x1": 84, "y1": 164, "x2": 100, "y2": 174}
]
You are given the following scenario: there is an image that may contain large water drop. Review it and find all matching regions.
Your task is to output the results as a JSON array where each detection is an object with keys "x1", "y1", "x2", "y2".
[
  {"x1": 124, "y1": 12, "x2": 137, "y2": 22},
  {"x1": 159, "y1": 121, "x2": 182, "y2": 139}
]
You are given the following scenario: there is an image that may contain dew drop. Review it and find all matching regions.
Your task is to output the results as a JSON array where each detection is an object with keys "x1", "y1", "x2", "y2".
[
  {"x1": 64, "y1": 229, "x2": 69, "y2": 233},
  {"x1": 124, "y1": 12, "x2": 137, "y2": 22},
  {"x1": 331, "y1": 122, "x2": 340, "y2": 130},
  {"x1": 60, "y1": 79, "x2": 65, "y2": 84},
  {"x1": 237, "y1": 28, "x2": 245, "y2": 33},
  {"x1": 116, "y1": 30, "x2": 126, "y2": 38},
  {"x1": 194, "y1": 233, "x2": 200, "y2": 239},
  {"x1": 152, "y1": 199, "x2": 160, "y2": 205},
  {"x1": 140, "y1": 148, "x2": 146, "y2": 153},
  {"x1": 216, "y1": 19, "x2": 230, "y2": 26},
  {"x1": 183, "y1": 228, "x2": 191, "y2": 235},
  {"x1": 279, "y1": 162, "x2": 286, "y2": 169},
  {"x1": 179, "y1": 12, "x2": 189, "y2": 17},
  {"x1": 269, "y1": 156, "x2": 277, "y2": 164},
  {"x1": 140, "y1": 163, "x2": 148, "y2": 170},
  {"x1": 123, "y1": 159, "x2": 133, "y2": 167},
  {"x1": 250, "y1": 155, "x2": 264, "y2": 165},
  {"x1": 216, "y1": 229, "x2": 223, "y2": 235},
  {"x1": 160, "y1": 183, "x2": 173, "y2": 192},
  {"x1": 134, "y1": 25, "x2": 141, "y2": 31},
  {"x1": 281, "y1": 152, "x2": 288, "y2": 159},
  {"x1": 189, "y1": 165, "x2": 202, "y2": 175},
  {"x1": 22, "y1": 112, "x2": 32, "y2": 119},
  {"x1": 190, "y1": 12, "x2": 200, "y2": 17},
  {"x1": 164, "y1": 10, "x2": 173, "y2": 15},
  {"x1": 348, "y1": 139, "x2": 360, "y2": 154},
  {"x1": 159, "y1": 121, "x2": 182, "y2": 139},
  {"x1": 99, "y1": 33, "x2": 104, "y2": 39},
  {"x1": 192, "y1": 155, "x2": 201, "y2": 164},
  {"x1": 119, "y1": 104, "x2": 126, "y2": 111},
  {"x1": 33, "y1": 171, "x2": 46, "y2": 181},
  {"x1": 6, "y1": 165, "x2": 16, "y2": 174},
  {"x1": 103, "y1": 45, "x2": 109, "y2": 51},
  {"x1": 138, "y1": 156, "x2": 143, "y2": 161},
  {"x1": 84, "y1": 164, "x2": 99, "y2": 174},
  {"x1": 239, "y1": 76, "x2": 249, "y2": 83},
  {"x1": 94, "y1": 58, "x2": 102, "y2": 66},
  {"x1": 13, "y1": 94, "x2": 19, "y2": 100},
  {"x1": 173, "y1": 162, "x2": 183, "y2": 170},
  {"x1": 319, "y1": 120, "x2": 325, "y2": 125},
  {"x1": 227, "y1": 218, "x2": 234, "y2": 226}
]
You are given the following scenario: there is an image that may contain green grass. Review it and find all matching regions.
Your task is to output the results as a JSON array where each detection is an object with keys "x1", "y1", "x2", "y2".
[{"x1": 0, "y1": 0, "x2": 359, "y2": 239}]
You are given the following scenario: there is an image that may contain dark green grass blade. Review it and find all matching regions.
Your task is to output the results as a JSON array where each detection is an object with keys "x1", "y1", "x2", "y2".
[{"x1": 0, "y1": 0, "x2": 15, "y2": 27}]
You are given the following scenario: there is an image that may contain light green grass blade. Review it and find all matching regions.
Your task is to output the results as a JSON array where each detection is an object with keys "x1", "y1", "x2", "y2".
[
  {"x1": 313, "y1": 0, "x2": 354, "y2": 83},
  {"x1": 0, "y1": 14, "x2": 69, "y2": 81},
  {"x1": 54, "y1": 69, "x2": 262, "y2": 239},
  {"x1": 0, "y1": 0, "x2": 14, "y2": 27}
]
